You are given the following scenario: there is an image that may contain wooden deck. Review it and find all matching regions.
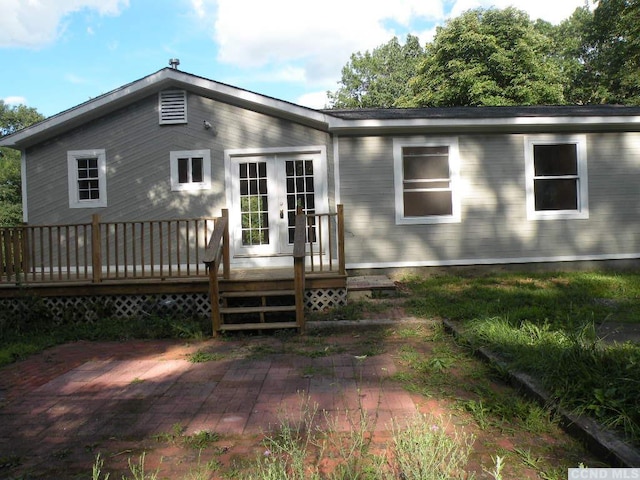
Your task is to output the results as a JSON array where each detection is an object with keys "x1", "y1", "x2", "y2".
[
  {"x1": 0, "y1": 267, "x2": 346, "y2": 297},
  {"x1": 1, "y1": 207, "x2": 347, "y2": 336}
]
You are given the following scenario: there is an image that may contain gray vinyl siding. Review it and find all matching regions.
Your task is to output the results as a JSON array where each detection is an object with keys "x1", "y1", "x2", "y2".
[
  {"x1": 25, "y1": 92, "x2": 332, "y2": 225},
  {"x1": 338, "y1": 132, "x2": 640, "y2": 267}
]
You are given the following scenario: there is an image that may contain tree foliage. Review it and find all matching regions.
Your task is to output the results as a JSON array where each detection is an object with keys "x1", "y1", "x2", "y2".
[
  {"x1": 409, "y1": 8, "x2": 565, "y2": 107},
  {"x1": 0, "y1": 101, "x2": 45, "y2": 226},
  {"x1": 327, "y1": 3, "x2": 640, "y2": 108},
  {"x1": 327, "y1": 34, "x2": 424, "y2": 108},
  {"x1": 586, "y1": 0, "x2": 640, "y2": 104},
  {"x1": 547, "y1": 6, "x2": 597, "y2": 105}
]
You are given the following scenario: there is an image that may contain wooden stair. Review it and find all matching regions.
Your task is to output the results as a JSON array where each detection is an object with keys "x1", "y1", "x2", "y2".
[
  {"x1": 203, "y1": 207, "x2": 346, "y2": 336},
  {"x1": 218, "y1": 285, "x2": 299, "y2": 332}
]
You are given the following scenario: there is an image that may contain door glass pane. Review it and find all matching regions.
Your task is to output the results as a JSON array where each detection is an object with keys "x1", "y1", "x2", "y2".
[
  {"x1": 285, "y1": 159, "x2": 315, "y2": 244},
  {"x1": 239, "y1": 161, "x2": 269, "y2": 246}
]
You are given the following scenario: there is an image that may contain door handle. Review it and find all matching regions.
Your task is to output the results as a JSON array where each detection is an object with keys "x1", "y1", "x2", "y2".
[{"x1": 280, "y1": 209, "x2": 284, "y2": 219}]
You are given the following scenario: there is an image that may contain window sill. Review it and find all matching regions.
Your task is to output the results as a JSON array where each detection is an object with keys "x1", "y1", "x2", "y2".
[
  {"x1": 527, "y1": 211, "x2": 589, "y2": 221},
  {"x1": 396, "y1": 215, "x2": 461, "y2": 225}
]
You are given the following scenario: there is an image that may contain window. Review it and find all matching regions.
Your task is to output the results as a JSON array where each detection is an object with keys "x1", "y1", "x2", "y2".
[
  {"x1": 525, "y1": 135, "x2": 588, "y2": 220},
  {"x1": 67, "y1": 149, "x2": 107, "y2": 208},
  {"x1": 159, "y1": 89, "x2": 187, "y2": 124},
  {"x1": 393, "y1": 137, "x2": 461, "y2": 224},
  {"x1": 170, "y1": 150, "x2": 211, "y2": 191}
]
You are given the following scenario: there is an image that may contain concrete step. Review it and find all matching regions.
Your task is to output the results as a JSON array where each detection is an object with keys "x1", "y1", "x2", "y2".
[{"x1": 347, "y1": 275, "x2": 397, "y2": 300}]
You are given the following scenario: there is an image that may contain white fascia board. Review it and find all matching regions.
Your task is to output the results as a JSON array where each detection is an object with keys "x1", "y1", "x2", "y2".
[
  {"x1": 174, "y1": 72, "x2": 331, "y2": 127},
  {"x1": 327, "y1": 115, "x2": 640, "y2": 134},
  {"x1": 0, "y1": 70, "x2": 171, "y2": 149}
]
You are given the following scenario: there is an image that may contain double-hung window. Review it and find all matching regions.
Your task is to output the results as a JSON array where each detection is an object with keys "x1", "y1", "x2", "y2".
[
  {"x1": 67, "y1": 149, "x2": 107, "y2": 208},
  {"x1": 393, "y1": 137, "x2": 461, "y2": 224},
  {"x1": 170, "y1": 150, "x2": 211, "y2": 191},
  {"x1": 525, "y1": 135, "x2": 588, "y2": 220}
]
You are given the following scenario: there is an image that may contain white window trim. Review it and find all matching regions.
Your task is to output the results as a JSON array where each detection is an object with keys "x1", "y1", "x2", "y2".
[
  {"x1": 170, "y1": 149, "x2": 211, "y2": 191},
  {"x1": 67, "y1": 149, "x2": 107, "y2": 208},
  {"x1": 393, "y1": 136, "x2": 461, "y2": 225},
  {"x1": 524, "y1": 134, "x2": 589, "y2": 221}
]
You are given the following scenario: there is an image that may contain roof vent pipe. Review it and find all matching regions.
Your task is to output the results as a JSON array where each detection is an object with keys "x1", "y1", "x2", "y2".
[{"x1": 169, "y1": 58, "x2": 180, "y2": 69}]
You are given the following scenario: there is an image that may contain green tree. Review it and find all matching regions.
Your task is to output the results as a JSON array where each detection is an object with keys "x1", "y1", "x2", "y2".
[
  {"x1": 327, "y1": 34, "x2": 425, "y2": 108},
  {"x1": 0, "y1": 101, "x2": 45, "y2": 226},
  {"x1": 409, "y1": 7, "x2": 566, "y2": 107},
  {"x1": 586, "y1": 0, "x2": 640, "y2": 104},
  {"x1": 548, "y1": 6, "x2": 600, "y2": 105}
]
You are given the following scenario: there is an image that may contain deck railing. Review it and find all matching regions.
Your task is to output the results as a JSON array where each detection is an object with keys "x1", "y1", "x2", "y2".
[
  {"x1": 203, "y1": 209, "x2": 230, "y2": 334},
  {"x1": 305, "y1": 204, "x2": 346, "y2": 275},
  {"x1": 0, "y1": 215, "x2": 217, "y2": 284}
]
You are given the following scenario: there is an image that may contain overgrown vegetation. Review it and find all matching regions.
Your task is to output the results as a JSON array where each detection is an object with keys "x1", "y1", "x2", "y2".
[
  {"x1": 93, "y1": 398, "x2": 479, "y2": 480},
  {"x1": 404, "y1": 271, "x2": 640, "y2": 446},
  {"x1": 0, "y1": 292, "x2": 210, "y2": 367},
  {"x1": 2, "y1": 270, "x2": 636, "y2": 478}
]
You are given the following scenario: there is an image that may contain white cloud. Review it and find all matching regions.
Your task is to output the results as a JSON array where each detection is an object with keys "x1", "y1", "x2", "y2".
[
  {"x1": 213, "y1": 0, "x2": 444, "y2": 86},
  {"x1": 260, "y1": 66, "x2": 307, "y2": 83},
  {"x1": 3, "y1": 96, "x2": 27, "y2": 105},
  {"x1": 296, "y1": 91, "x2": 330, "y2": 110},
  {"x1": 191, "y1": 0, "x2": 206, "y2": 19},
  {"x1": 0, "y1": 0, "x2": 129, "y2": 48},
  {"x1": 207, "y1": 0, "x2": 585, "y2": 96}
]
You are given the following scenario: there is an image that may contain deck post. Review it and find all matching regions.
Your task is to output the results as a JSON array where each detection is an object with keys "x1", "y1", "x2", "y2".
[
  {"x1": 91, "y1": 214, "x2": 102, "y2": 283},
  {"x1": 20, "y1": 223, "x2": 30, "y2": 277},
  {"x1": 293, "y1": 213, "x2": 307, "y2": 333},
  {"x1": 294, "y1": 256, "x2": 305, "y2": 333},
  {"x1": 222, "y1": 209, "x2": 230, "y2": 280},
  {"x1": 208, "y1": 261, "x2": 221, "y2": 337},
  {"x1": 337, "y1": 204, "x2": 345, "y2": 275}
]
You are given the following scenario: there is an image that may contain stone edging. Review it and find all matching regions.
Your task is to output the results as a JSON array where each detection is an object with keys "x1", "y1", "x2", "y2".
[{"x1": 442, "y1": 318, "x2": 640, "y2": 468}]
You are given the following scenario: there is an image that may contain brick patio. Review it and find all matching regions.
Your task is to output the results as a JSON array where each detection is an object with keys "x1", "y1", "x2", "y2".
[{"x1": 0, "y1": 334, "x2": 419, "y2": 476}]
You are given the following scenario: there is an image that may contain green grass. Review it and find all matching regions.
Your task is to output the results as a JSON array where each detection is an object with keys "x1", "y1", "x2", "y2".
[
  {"x1": 4, "y1": 269, "x2": 640, "y2": 465},
  {"x1": 188, "y1": 349, "x2": 225, "y2": 363},
  {"x1": 404, "y1": 271, "x2": 640, "y2": 445},
  {"x1": 405, "y1": 271, "x2": 640, "y2": 324},
  {"x1": 0, "y1": 293, "x2": 211, "y2": 367}
]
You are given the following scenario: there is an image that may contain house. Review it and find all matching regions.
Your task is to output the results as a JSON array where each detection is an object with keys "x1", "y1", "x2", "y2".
[{"x1": 2, "y1": 65, "x2": 640, "y2": 277}]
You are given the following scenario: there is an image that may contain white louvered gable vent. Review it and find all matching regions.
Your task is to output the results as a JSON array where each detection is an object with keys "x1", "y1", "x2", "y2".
[{"x1": 159, "y1": 89, "x2": 187, "y2": 124}]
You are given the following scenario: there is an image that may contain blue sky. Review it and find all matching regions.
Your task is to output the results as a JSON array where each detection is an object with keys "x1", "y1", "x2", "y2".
[{"x1": 1, "y1": 0, "x2": 586, "y2": 118}]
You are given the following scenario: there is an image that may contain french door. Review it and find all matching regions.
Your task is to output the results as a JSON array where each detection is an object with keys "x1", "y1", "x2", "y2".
[{"x1": 229, "y1": 151, "x2": 322, "y2": 257}]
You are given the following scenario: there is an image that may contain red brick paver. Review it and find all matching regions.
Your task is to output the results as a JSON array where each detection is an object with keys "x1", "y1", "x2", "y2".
[{"x1": 0, "y1": 336, "x2": 418, "y2": 478}]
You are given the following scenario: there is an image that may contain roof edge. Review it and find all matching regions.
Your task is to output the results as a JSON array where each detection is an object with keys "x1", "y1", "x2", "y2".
[{"x1": 0, "y1": 68, "x2": 331, "y2": 149}]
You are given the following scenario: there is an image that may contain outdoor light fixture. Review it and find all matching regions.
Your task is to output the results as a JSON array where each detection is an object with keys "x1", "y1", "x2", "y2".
[{"x1": 203, "y1": 120, "x2": 212, "y2": 129}]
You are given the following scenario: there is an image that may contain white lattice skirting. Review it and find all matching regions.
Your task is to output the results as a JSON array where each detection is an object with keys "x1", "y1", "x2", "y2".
[
  {"x1": 305, "y1": 288, "x2": 348, "y2": 311},
  {"x1": 1, "y1": 288, "x2": 348, "y2": 322}
]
